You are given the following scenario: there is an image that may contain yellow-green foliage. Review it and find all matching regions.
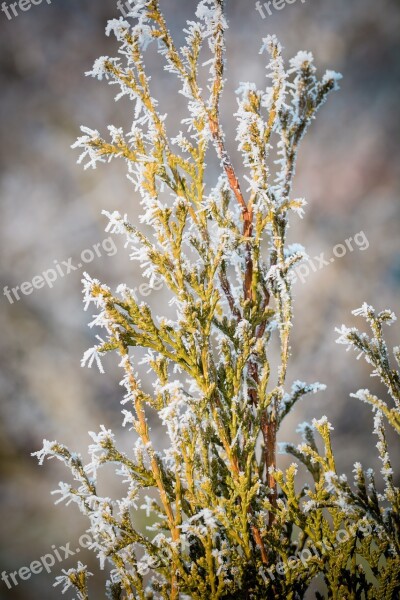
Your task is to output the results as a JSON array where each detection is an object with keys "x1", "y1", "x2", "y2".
[{"x1": 34, "y1": 2, "x2": 399, "y2": 599}]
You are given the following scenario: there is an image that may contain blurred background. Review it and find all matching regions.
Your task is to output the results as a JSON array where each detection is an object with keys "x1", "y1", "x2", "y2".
[{"x1": 0, "y1": 0, "x2": 399, "y2": 597}]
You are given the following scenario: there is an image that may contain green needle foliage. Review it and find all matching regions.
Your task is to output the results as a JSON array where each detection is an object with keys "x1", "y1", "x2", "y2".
[{"x1": 34, "y1": 1, "x2": 400, "y2": 598}]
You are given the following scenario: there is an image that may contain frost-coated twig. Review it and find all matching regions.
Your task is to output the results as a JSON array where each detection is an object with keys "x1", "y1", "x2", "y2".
[{"x1": 35, "y1": 3, "x2": 400, "y2": 599}]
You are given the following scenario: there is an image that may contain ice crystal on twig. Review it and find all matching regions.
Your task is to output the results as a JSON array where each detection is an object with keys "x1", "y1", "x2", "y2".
[{"x1": 35, "y1": 2, "x2": 399, "y2": 598}]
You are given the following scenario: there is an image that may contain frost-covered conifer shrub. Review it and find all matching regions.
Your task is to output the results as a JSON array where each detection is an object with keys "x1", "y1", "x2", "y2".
[{"x1": 35, "y1": 1, "x2": 399, "y2": 598}]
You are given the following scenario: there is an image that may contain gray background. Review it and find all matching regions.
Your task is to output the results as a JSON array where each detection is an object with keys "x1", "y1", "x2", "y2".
[{"x1": 0, "y1": 0, "x2": 399, "y2": 597}]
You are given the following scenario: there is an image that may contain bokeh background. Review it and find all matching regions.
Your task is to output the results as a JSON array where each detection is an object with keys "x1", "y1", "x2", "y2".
[{"x1": 0, "y1": 0, "x2": 399, "y2": 597}]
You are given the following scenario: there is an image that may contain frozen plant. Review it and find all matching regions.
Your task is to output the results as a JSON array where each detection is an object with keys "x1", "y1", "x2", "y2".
[
  {"x1": 279, "y1": 305, "x2": 400, "y2": 598},
  {"x1": 35, "y1": 1, "x2": 399, "y2": 598}
]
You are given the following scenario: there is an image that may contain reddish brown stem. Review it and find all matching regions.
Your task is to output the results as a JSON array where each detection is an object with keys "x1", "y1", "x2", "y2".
[
  {"x1": 209, "y1": 116, "x2": 247, "y2": 213},
  {"x1": 209, "y1": 113, "x2": 276, "y2": 550}
]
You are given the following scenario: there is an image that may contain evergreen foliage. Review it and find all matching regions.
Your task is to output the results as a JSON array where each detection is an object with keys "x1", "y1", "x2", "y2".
[{"x1": 35, "y1": 2, "x2": 400, "y2": 597}]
